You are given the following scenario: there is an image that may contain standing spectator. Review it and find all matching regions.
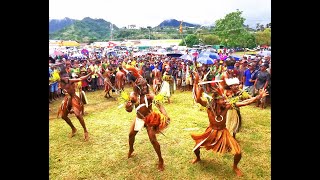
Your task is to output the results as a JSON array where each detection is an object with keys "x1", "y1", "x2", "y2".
[
  {"x1": 143, "y1": 63, "x2": 153, "y2": 85},
  {"x1": 89, "y1": 61, "x2": 98, "y2": 91},
  {"x1": 242, "y1": 62, "x2": 257, "y2": 96},
  {"x1": 160, "y1": 65, "x2": 174, "y2": 104},
  {"x1": 253, "y1": 63, "x2": 271, "y2": 109}
]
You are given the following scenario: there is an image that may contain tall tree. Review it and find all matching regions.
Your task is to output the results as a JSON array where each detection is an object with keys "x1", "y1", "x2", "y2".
[
  {"x1": 201, "y1": 34, "x2": 220, "y2": 45},
  {"x1": 255, "y1": 28, "x2": 271, "y2": 46},
  {"x1": 179, "y1": 34, "x2": 199, "y2": 47},
  {"x1": 266, "y1": 22, "x2": 271, "y2": 28},
  {"x1": 259, "y1": 24, "x2": 265, "y2": 31},
  {"x1": 213, "y1": 10, "x2": 253, "y2": 48},
  {"x1": 256, "y1": 23, "x2": 261, "y2": 31}
]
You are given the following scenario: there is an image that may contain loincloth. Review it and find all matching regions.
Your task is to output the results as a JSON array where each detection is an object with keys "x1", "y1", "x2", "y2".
[
  {"x1": 191, "y1": 127, "x2": 240, "y2": 155},
  {"x1": 57, "y1": 94, "x2": 83, "y2": 117},
  {"x1": 134, "y1": 117, "x2": 145, "y2": 131}
]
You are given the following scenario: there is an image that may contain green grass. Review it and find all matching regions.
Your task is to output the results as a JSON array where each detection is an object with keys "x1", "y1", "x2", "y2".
[
  {"x1": 233, "y1": 51, "x2": 259, "y2": 57},
  {"x1": 49, "y1": 86, "x2": 271, "y2": 180}
]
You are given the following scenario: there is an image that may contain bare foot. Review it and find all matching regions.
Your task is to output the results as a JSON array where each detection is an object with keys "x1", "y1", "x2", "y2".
[
  {"x1": 158, "y1": 162, "x2": 164, "y2": 171},
  {"x1": 84, "y1": 132, "x2": 89, "y2": 141},
  {"x1": 233, "y1": 167, "x2": 243, "y2": 177},
  {"x1": 191, "y1": 158, "x2": 201, "y2": 164},
  {"x1": 128, "y1": 149, "x2": 134, "y2": 158},
  {"x1": 70, "y1": 128, "x2": 77, "y2": 137}
]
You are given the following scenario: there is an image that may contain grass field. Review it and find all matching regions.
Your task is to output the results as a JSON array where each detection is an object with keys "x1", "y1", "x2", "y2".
[
  {"x1": 233, "y1": 51, "x2": 259, "y2": 56},
  {"x1": 49, "y1": 86, "x2": 271, "y2": 180}
]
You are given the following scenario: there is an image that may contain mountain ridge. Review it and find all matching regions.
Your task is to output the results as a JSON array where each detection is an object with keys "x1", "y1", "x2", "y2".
[{"x1": 49, "y1": 17, "x2": 204, "y2": 33}]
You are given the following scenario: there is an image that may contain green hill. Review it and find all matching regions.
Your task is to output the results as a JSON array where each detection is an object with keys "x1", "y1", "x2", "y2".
[{"x1": 49, "y1": 17, "x2": 117, "y2": 42}]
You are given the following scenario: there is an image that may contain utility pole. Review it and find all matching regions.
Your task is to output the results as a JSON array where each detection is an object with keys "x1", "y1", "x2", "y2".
[
  {"x1": 147, "y1": 26, "x2": 151, "y2": 40},
  {"x1": 179, "y1": 20, "x2": 187, "y2": 46}
]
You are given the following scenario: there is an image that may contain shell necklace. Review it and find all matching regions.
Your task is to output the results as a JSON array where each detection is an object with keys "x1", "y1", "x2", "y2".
[{"x1": 215, "y1": 115, "x2": 223, "y2": 122}]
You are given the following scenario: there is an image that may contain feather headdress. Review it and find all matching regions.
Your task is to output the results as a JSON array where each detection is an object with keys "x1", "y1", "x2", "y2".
[
  {"x1": 225, "y1": 77, "x2": 240, "y2": 86},
  {"x1": 126, "y1": 67, "x2": 147, "y2": 87},
  {"x1": 125, "y1": 67, "x2": 143, "y2": 78},
  {"x1": 211, "y1": 82, "x2": 225, "y2": 100}
]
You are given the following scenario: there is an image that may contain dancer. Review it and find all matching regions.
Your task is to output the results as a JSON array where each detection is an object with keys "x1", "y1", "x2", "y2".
[
  {"x1": 57, "y1": 69, "x2": 93, "y2": 141},
  {"x1": 191, "y1": 71, "x2": 268, "y2": 176},
  {"x1": 224, "y1": 77, "x2": 250, "y2": 139},
  {"x1": 124, "y1": 67, "x2": 170, "y2": 171}
]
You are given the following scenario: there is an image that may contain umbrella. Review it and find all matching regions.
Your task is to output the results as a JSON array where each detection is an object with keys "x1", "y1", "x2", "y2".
[
  {"x1": 206, "y1": 48, "x2": 216, "y2": 53},
  {"x1": 156, "y1": 48, "x2": 167, "y2": 55},
  {"x1": 192, "y1": 51, "x2": 199, "y2": 57},
  {"x1": 219, "y1": 54, "x2": 227, "y2": 60},
  {"x1": 188, "y1": 49, "x2": 197, "y2": 54},
  {"x1": 230, "y1": 55, "x2": 241, "y2": 61},
  {"x1": 197, "y1": 56, "x2": 215, "y2": 65},
  {"x1": 166, "y1": 53, "x2": 183, "y2": 58},
  {"x1": 199, "y1": 52, "x2": 220, "y2": 60},
  {"x1": 81, "y1": 49, "x2": 89, "y2": 55},
  {"x1": 107, "y1": 51, "x2": 118, "y2": 57},
  {"x1": 54, "y1": 50, "x2": 64, "y2": 56},
  {"x1": 179, "y1": 54, "x2": 193, "y2": 61}
]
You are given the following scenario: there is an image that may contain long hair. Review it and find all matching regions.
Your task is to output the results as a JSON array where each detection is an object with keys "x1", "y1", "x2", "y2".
[{"x1": 126, "y1": 67, "x2": 143, "y2": 79}]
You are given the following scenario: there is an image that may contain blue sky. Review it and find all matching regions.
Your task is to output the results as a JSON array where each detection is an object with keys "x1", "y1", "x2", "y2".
[{"x1": 49, "y1": 0, "x2": 270, "y2": 28}]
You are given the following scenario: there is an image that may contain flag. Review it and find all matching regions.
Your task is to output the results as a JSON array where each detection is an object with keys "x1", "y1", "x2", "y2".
[{"x1": 179, "y1": 20, "x2": 183, "y2": 34}]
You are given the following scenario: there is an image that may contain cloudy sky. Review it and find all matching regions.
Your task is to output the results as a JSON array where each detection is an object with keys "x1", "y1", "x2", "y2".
[{"x1": 49, "y1": 0, "x2": 270, "y2": 28}]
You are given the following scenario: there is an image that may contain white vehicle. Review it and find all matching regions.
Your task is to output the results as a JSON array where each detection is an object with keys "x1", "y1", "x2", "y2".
[{"x1": 243, "y1": 54, "x2": 256, "y2": 60}]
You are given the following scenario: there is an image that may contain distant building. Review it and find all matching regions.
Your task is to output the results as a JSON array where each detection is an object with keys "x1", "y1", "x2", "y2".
[
  {"x1": 49, "y1": 40, "x2": 79, "y2": 47},
  {"x1": 128, "y1": 25, "x2": 137, "y2": 29}
]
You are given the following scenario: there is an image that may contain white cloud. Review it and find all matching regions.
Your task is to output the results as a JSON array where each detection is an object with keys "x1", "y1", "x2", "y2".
[{"x1": 49, "y1": 0, "x2": 270, "y2": 28}]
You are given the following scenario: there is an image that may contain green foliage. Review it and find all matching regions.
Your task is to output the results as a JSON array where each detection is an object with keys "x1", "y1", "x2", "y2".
[
  {"x1": 255, "y1": 28, "x2": 271, "y2": 46},
  {"x1": 241, "y1": 32, "x2": 257, "y2": 48},
  {"x1": 114, "y1": 29, "x2": 140, "y2": 40},
  {"x1": 213, "y1": 10, "x2": 257, "y2": 48},
  {"x1": 201, "y1": 34, "x2": 221, "y2": 45},
  {"x1": 49, "y1": 15, "x2": 270, "y2": 47},
  {"x1": 183, "y1": 34, "x2": 200, "y2": 47},
  {"x1": 179, "y1": 40, "x2": 185, "y2": 46},
  {"x1": 49, "y1": 18, "x2": 115, "y2": 42}
]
